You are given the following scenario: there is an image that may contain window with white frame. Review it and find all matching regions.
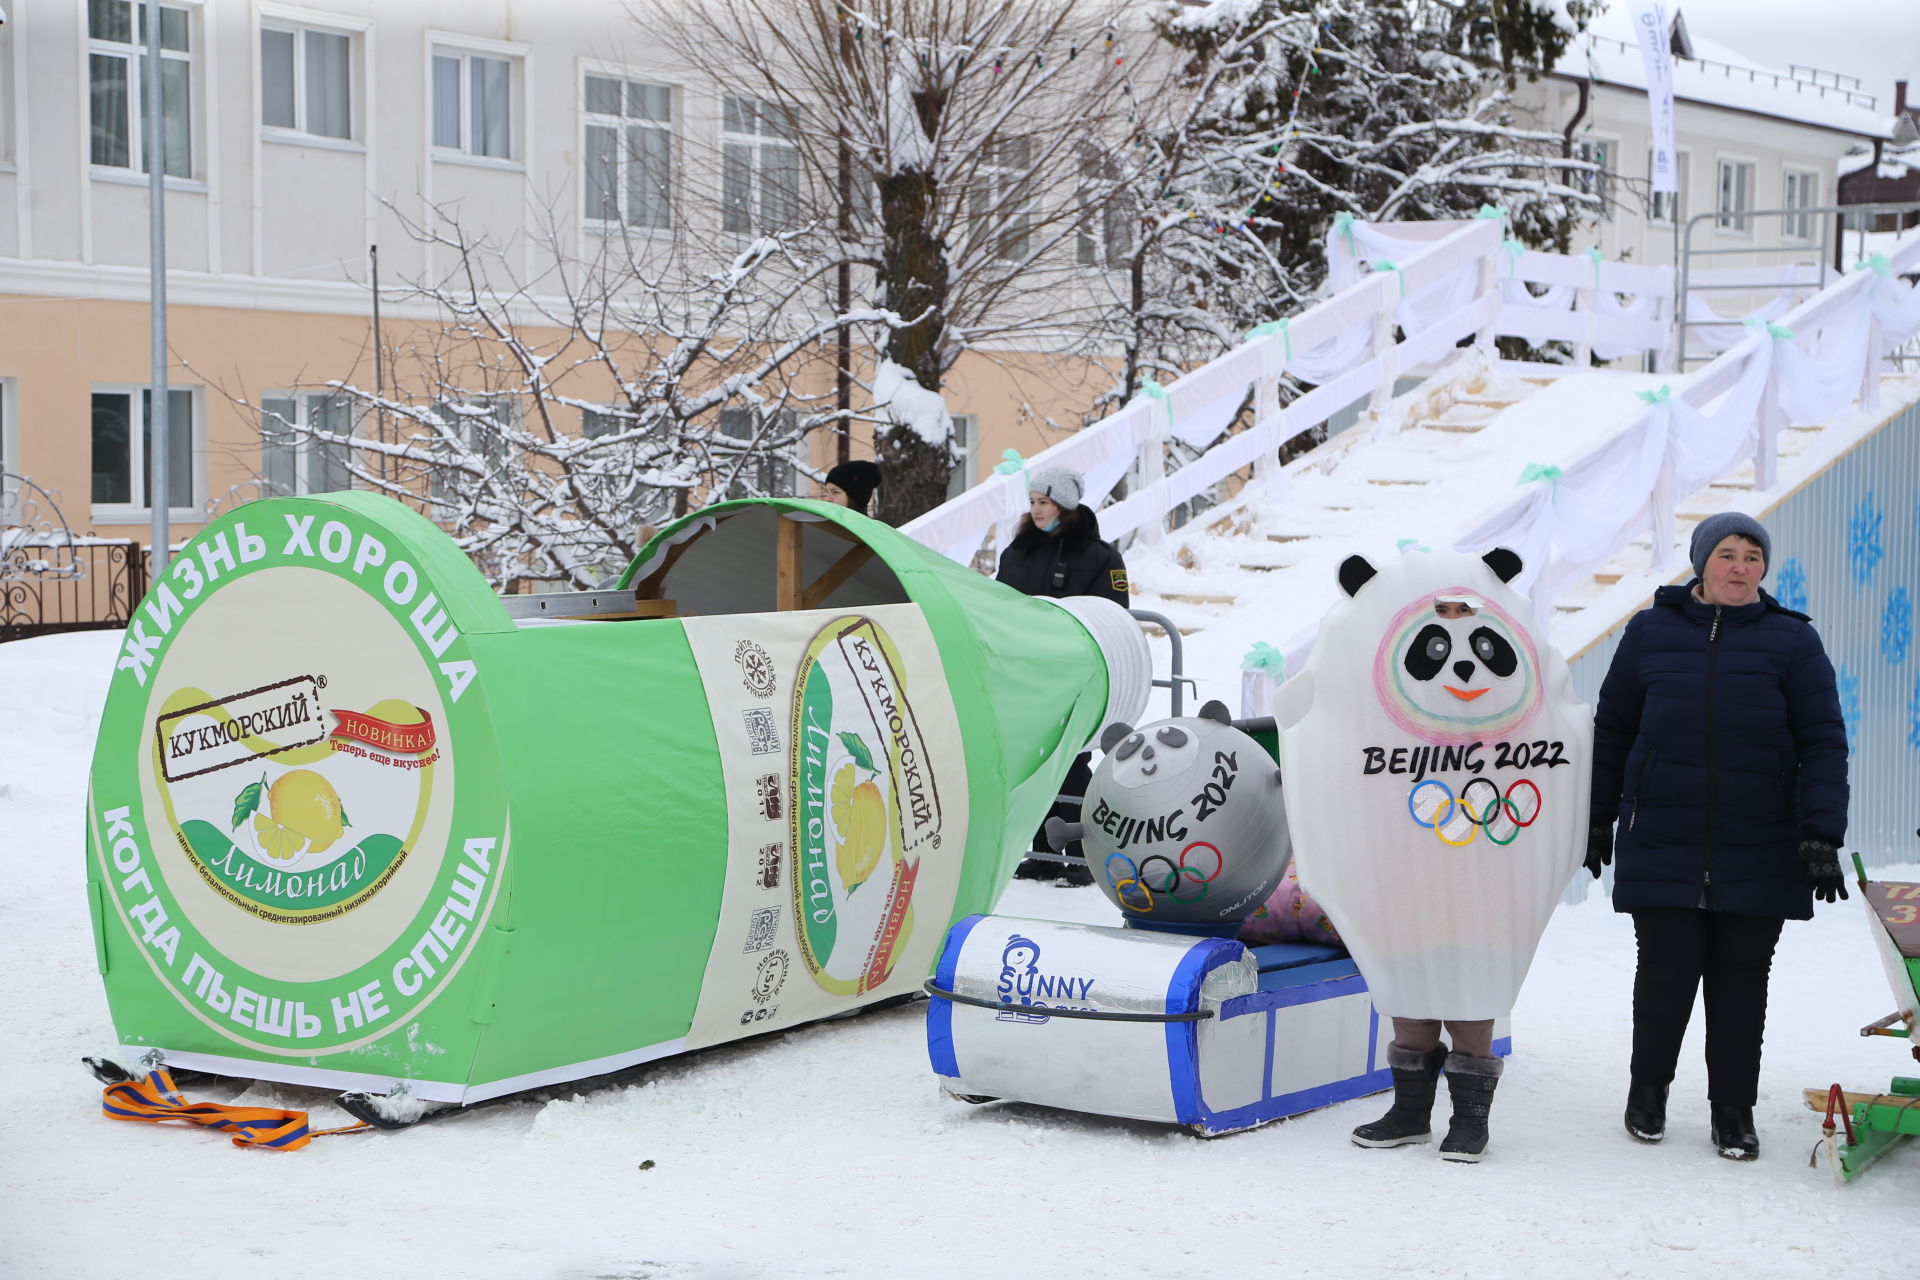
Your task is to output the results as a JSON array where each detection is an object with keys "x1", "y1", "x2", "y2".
[
  {"x1": 261, "y1": 23, "x2": 353, "y2": 140},
  {"x1": 1782, "y1": 169, "x2": 1819, "y2": 240},
  {"x1": 584, "y1": 75, "x2": 672, "y2": 231},
  {"x1": 432, "y1": 49, "x2": 514, "y2": 160},
  {"x1": 945, "y1": 413, "x2": 977, "y2": 500},
  {"x1": 718, "y1": 407, "x2": 798, "y2": 498},
  {"x1": 972, "y1": 136, "x2": 1033, "y2": 261},
  {"x1": 1716, "y1": 159, "x2": 1754, "y2": 233},
  {"x1": 91, "y1": 386, "x2": 194, "y2": 512},
  {"x1": 582, "y1": 407, "x2": 625, "y2": 439},
  {"x1": 429, "y1": 397, "x2": 512, "y2": 500},
  {"x1": 88, "y1": 0, "x2": 193, "y2": 176},
  {"x1": 1075, "y1": 147, "x2": 1131, "y2": 270},
  {"x1": 260, "y1": 394, "x2": 355, "y2": 496},
  {"x1": 0, "y1": 379, "x2": 15, "y2": 478},
  {"x1": 1570, "y1": 137, "x2": 1614, "y2": 213},
  {"x1": 721, "y1": 96, "x2": 798, "y2": 234},
  {"x1": 0, "y1": 18, "x2": 15, "y2": 165},
  {"x1": 1647, "y1": 149, "x2": 1689, "y2": 225}
]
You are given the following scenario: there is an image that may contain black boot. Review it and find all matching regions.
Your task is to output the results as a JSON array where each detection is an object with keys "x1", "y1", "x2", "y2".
[
  {"x1": 1439, "y1": 1052, "x2": 1504, "y2": 1163},
  {"x1": 1624, "y1": 1078, "x2": 1669, "y2": 1142},
  {"x1": 1351, "y1": 1044, "x2": 1448, "y2": 1148},
  {"x1": 1709, "y1": 1103, "x2": 1759, "y2": 1161}
]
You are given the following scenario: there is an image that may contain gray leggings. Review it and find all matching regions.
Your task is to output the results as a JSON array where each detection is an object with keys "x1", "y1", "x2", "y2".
[{"x1": 1391, "y1": 1017, "x2": 1494, "y2": 1059}]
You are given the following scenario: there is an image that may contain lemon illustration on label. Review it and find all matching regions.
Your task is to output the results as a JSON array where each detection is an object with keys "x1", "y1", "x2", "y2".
[
  {"x1": 830, "y1": 759, "x2": 887, "y2": 892},
  {"x1": 233, "y1": 768, "x2": 352, "y2": 863}
]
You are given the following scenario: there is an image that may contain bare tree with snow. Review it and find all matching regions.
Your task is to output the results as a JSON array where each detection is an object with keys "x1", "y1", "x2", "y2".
[{"x1": 651, "y1": 0, "x2": 1140, "y2": 523}]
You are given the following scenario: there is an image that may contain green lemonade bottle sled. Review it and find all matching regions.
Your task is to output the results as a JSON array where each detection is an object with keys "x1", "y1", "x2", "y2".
[{"x1": 86, "y1": 493, "x2": 1146, "y2": 1104}]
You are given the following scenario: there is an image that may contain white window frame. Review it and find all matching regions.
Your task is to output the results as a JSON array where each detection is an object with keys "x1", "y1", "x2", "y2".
[
  {"x1": 0, "y1": 14, "x2": 16, "y2": 168},
  {"x1": 1716, "y1": 157, "x2": 1755, "y2": 236},
  {"x1": 258, "y1": 12, "x2": 360, "y2": 145},
  {"x1": 1647, "y1": 148, "x2": 1689, "y2": 226},
  {"x1": 973, "y1": 136, "x2": 1033, "y2": 262},
  {"x1": 87, "y1": 0, "x2": 196, "y2": 179},
  {"x1": 1782, "y1": 168, "x2": 1819, "y2": 241},
  {"x1": 1075, "y1": 146, "x2": 1131, "y2": 272},
  {"x1": 720, "y1": 95, "x2": 799, "y2": 235},
  {"x1": 945, "y1": 413, "x2": 978, "y2": 499},
  {"x1": 582, "y1": 69, "x2": 673, "y2": 234},
  {"x1": 428, "y1": 395, "x2": 514, "y2": 502},
  {"x1": 428, "y1": 34, "x2": 527, "y2": 166},
  {"x1": 90, "y1": 383, "x2": 200, "y2": 522},
  {"x1": 718, "y1": 406, "x2": 799, "y2": 498},
  {"x1": 1570, "y1": 136, "x2": 1616, "y2": 214},
  {"x1": 0, "y1": 378, "x2": 18, "y2": 477},
  {"x1": 259, "y1": 391, "x2": 357, "y2": 496}
]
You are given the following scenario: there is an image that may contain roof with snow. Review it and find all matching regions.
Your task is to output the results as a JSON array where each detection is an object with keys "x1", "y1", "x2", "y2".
[{"x1": 1562, "y1": 7, "x2": 1890, "y2": 140}]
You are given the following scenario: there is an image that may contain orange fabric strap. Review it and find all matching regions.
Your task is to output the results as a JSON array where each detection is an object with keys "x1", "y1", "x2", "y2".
[{"x1": 101, "y1": 1067, "x2": 370, "y2": 1151}]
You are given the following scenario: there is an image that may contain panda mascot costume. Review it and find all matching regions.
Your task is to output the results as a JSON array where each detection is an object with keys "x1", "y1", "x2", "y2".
[{"x1": 1273, "y1": 547, "x2": 1590, "y2": 1161}]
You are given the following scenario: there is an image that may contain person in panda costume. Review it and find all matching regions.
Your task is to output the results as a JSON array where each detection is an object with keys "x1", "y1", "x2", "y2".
[{"x1": 1274, "y1": 547, "x2": 1590, "y2": 1162}]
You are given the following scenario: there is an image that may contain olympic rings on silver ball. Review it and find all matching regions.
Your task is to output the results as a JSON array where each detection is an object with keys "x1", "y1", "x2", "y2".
[
  {"x1": 1103, "y1": 841, "x2": 1226, "y2": 912},
  {"x1": 1405, "y1": 777, "x2": 1543, "y2": 847}
]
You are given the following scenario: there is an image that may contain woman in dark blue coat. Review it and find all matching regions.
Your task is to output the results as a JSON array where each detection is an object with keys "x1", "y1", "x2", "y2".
[{"x1": 1587, "y1": 512, "x2": 1849, "y2": 1161}]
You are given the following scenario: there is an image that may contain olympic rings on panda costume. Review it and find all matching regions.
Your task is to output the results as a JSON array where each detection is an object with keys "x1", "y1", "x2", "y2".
[{"x1": 1405, "y1": 777, "x2": 1542, "y2": 847}]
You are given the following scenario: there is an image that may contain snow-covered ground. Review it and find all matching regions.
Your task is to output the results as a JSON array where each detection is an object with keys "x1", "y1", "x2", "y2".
[{"x1": 4, "y1": 629, "x2": 1916, "y2": 1280}]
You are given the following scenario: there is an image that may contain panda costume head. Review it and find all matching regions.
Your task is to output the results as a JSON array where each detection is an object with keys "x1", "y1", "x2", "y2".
[
  {"x1": 1353, "y1": 548, "x2": 1542, "y2": 744},
  {"x1": 1274, "y1": 546, "x2": 1592, "y2": 1020}
]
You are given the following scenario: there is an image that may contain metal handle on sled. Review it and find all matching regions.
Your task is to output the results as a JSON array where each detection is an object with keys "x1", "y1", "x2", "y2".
[{"x1": 922, "y1": 979, "x2": 1214, "y2": 1022}]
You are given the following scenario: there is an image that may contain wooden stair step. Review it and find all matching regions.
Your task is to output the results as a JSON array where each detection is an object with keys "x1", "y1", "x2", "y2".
[
  {"x1": 1162, "y1": 592, "x2": 1238, "y2": 606},
  {"x1": 1593, "y1": 571, "x2": 1623, "y2": 585},
  {"x1": 1267, "y1": 533, "x2": 1310, "y2": 543},
  {"x1": 1365, "y1": 478, "x2": 1431, "y2": 487}
]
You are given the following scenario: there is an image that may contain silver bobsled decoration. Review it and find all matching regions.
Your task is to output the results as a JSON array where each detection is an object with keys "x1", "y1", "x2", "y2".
[{"x1": 1052, "y1": 701, "x2": 1292, "y2": 926}]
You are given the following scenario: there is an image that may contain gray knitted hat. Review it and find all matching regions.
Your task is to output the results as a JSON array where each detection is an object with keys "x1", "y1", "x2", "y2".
[
  {"x1": 1028, "y1": 465, "x2": 1085, "y2": 511},
  {"x1": 1689, "y1": 512, "x2": 1771, "y2": 580}
]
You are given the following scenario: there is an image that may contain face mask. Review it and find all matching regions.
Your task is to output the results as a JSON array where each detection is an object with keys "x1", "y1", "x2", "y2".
[{"x1": 1038, "y1": 517, "x2": 1059, "y2": 533}]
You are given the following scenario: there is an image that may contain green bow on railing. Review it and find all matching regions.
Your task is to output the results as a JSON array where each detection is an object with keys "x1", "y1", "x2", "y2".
[
  {"x1": 1331, "y1": 210, "x2": 1358, "y2": 261},
  {"x1": 1370, "y1": 258, "x2": 1406, "y2": 297},
  {"x1": 1138, "y1": 377, "x2": 1176, "y2": 433},
  {"x1": 1501, "y1": 237, "x2": 1525, "y2": 277},
  {"x1": 1240, "y1": 641, "x2": 1287, "y2": 680},
  {"x1": 1741, "y1": 317, "x2": 1795, "y2": 341},
  {"x1": 1395, "y1": 537, "x2": 1431, "y2": 553},
  {"x1": 1635, "y1": 384, "x2": 1674, "y2": 407},
  {"x1": 1245, "y1": 317, "x2": 1293, "y2": 361},
  {"x1": 1853, "y1": 253, "x2": 1893, "y2": 277},
  {"x1": 1583, "y1": 245, "x2": 1604, "y2": 291},
  {"x1": 992, "y1": 448, "x2": 1029, "y2": 489},
  {"x1": 1474, "y1": 204, "x2": 1506, "y2": 222},
  {"x1": 1516, "y1": 461, "x2": 1564, "y2": 488}
]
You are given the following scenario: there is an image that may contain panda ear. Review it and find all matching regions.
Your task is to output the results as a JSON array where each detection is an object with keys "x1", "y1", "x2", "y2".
[
  {"x1": 1099, "y1": 722, "x2": 1134, "y2": 753},
  {"x1": 1197, "y1": 700, "x2": 1232, "y2": 725},
  {"x1": 1482, "y1": 547, "x2": 1523, "y2": 583},
  {"x1": 1338, "y1": 555, "x2": 1377, "y2": 597}
]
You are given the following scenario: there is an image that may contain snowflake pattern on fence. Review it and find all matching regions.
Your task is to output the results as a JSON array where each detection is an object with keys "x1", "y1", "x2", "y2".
[
  {"x1": 1885, "y1": 587, "x2": 1913, "y2": 666},
  {"x1": 1910, "y1": 670, "x2": 1920, "y2": 750},
  {"x1": 1837, "y1": 665, "x2": 1862, "y2": 754},
  {"x1": 1847, "y1": 493, "x2": 1883, "y2": 587},
  {"x1": 1774, "y1": 557, "x2": 1808, "y2": 614}
]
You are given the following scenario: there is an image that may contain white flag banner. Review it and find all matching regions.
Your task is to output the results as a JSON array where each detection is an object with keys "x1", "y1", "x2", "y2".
[{"x1": 1629, "y1": 0, "x2": 1679, "y2": 195}]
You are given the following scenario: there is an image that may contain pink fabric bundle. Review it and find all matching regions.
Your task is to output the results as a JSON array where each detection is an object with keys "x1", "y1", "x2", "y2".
[{"x1": 1237, "y1": 864, "x2": 1344, "y2": 947}]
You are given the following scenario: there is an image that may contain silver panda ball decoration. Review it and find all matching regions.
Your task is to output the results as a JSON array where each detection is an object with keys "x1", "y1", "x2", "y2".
[{"x1": 1067, "y1": 701, "x2": 1292, "y2": 925}]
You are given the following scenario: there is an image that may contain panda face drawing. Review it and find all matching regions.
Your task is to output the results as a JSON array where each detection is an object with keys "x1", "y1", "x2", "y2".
[
  {"x1": 1105, "y1": 722, "x2": 1203, "y2": 791},
  {"x1": 1372, "y1": 589, "x2": 1541, "y2": 743}
]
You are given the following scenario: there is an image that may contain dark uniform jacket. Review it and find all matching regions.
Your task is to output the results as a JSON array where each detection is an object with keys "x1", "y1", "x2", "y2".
[
  {"x1": 995, "y1": 510, "x2": 1130, "y2": 607},
  {"x1": 1591, "y1": 583, "x2": 1849, "y2": 920}
]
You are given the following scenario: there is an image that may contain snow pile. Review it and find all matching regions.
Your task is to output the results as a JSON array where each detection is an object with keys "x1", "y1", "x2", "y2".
[
  {"x1": 871, "y1": 357, "x2": 954, "y2": 446},
  {"x1": 3, "y1": 628, "x2": 1916, "y2": 1278}
]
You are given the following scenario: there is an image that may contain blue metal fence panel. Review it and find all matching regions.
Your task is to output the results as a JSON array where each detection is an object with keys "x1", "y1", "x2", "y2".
[{"x1": 1565, "y1": 394, "x2": 1920, "y2": 891}]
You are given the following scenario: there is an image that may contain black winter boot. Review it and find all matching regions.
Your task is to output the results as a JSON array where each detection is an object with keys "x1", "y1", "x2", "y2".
[
  {"x1": 1438, "y1": 1053, "x2": 1504, "y2": 1163},
  {"x1": 1351, "y1": 1044, "x2": 1448, "y2": 1148},
  {"x1": 1624, "y1": 1078, "x2": 1669, "y2": 1142},
  {"x1": 1709, "y1": 1103, "x2": 1759, "y2": 1160}
]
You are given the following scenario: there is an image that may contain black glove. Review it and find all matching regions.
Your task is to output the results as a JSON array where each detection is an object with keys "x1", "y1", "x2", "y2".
[
  {"x1": 1585, "y1": 821, "x2": 1613, "y2": 880},
  {"x1": 1799, "y1": 835, "x2": 1849, "y2": 903}
]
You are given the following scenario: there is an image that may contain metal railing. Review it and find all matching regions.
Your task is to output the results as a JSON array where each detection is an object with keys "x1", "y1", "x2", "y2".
[{"x1": 1677, "y1": 201, "x2": 1920, "y2": 367}]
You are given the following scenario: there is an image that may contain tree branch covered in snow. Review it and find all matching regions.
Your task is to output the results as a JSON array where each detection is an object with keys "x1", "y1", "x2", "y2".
[{"x1": 1078, "y1": 0, "x2": 1603, "y2": 415}]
